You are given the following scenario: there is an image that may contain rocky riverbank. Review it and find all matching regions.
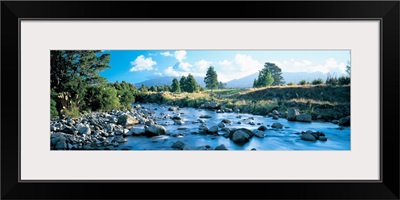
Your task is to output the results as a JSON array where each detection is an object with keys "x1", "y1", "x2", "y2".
[{"x1": 50, "y1": 103, "x2": 350, "y2": 150}]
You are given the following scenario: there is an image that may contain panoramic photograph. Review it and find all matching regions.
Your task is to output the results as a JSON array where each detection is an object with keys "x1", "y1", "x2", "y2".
[{"x1": 50, "y1": 50, "x2": 351, "y2": 150}]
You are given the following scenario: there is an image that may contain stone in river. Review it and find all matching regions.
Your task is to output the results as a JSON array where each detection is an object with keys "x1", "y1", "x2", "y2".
[
  {"x1": 221, "y1": 119, "x2": 232, "y2": 124},
  {"x1": 295, "y1": 114, "x2": 312, "y2": 122},
  {"x1": 338, "y1": 116, "x2": 350, "y2": 126},
  {"x1": 287, "y1": 108, "x2": 300, "y2": 121},
  {"x1": 318, "y1": 136, "x2": 328, "y2": 141},
  {"x1": 145, "y1": 124, "x2": 167, "y2": 137},
  {"x1": 271, "y1": 123, "x2": 283, "y2": 129},
  {"x1": 258, "y1": 125, "x2": 267, "y2": 131},
  {"x1": 253, "y1": 130, "x2": 265, "y2": 138},
  {"x1": 199, "y1": 115, "x2": 212, "y2": 119},
  {"x1": 218, "y1": 122, "x2": 226, "y2": 128},
  {"x1": 208, "y1": 126, "x2": 219, "y2": 134},
  {"x1": 300, "y1": 133, "x2": 317, "y2": 141},
  {"x1": 231, "y1": 128, "x2": 254, "y2": 143},
  {"x1": 215, "y1": 144, "x2": 228, "y2": 150},
  {"x1": 172, "y1": 141, "x2": 185, "y2": 149}
]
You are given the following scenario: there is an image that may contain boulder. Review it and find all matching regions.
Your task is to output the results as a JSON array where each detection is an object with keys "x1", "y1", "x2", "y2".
[
  {"x1": 331, "y1": 120, "x2": 339, "y2": 124},
  {"x1": 218, "y1": 122, "x2": 226, "y2": 128},
  {"x1": 199, "y1": 115, "x2": 212, "y2": 119},
  {"x1": 208, "y1": 126, "x2": 219, "y2": 134},
  {"x1": 127, "y1": 127, "x2": 144, "y2": 136},
  {"x1": 145, "y1": 125, "x2": 167, "y2": 137},
  {"x1": 338, "y1": 116, "x2": 350, "y2": 126},
  {"x1": 271, "y1": 123, "x2": 283, "y2": 129},
  {"x1": 272, "y1": 110, "x2": 280, "y2": 115},
  {"x1": 231, "y1": 128, "x2": 254, "y2": 143},
  {"x1": 168, "y1": 107, "x2": 179, "y2": 111},
  {"x1": 55, "y1": 141, "x2": 67, "y2": 150},
  {"x1": 172, "y1": 141, "x2": 185, "y2": 149},
  {"x1": 318, "y1": 136, "x2": 328, "y2": 141},
  {"x1": 78, "y1": 126, "x2": 91, "y2": 135},
  {"x1": 221, "y1": 119, "x2": 232, "y2": 124},
  {"x1": 117, "y1": 114, "x2": 139, "y2": 126},
  {"x1": 253, "y1": 130, "x2": 265, "y2": 138},
  {"x1": 300, "y1": 133, "x2": 317, "y2": 141},
  {"x1": 173, "y1": 120, "x2": 184, "y2": 125},
  {"x1": 272, "y1": 115, "x2": 279, "y2": 120},
  {"x1": 287, "y1": 108, "x2": 300, "y2": 121},
  {"x1": 61, "y1": 127, "x2": 76, "y2": 135},
  {"x1": 258, "y1": 125, "x2": 267, "y2": 131},
  {"x1": 215, "y1": 144, "x2": 228, "y2": 150},
  {"x1": 144, "y1": 120, "x2": 155, "y2": 126},
  {"x1": 295, "y1": 114, "x2": 312, "y2": 122}
]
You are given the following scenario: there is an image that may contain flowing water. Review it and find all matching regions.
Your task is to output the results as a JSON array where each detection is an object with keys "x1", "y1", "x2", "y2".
[{"x1": 118, "y1": 103, "x2": 350, "y2": 151}]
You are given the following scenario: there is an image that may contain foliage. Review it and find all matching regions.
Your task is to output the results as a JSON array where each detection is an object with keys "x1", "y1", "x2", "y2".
[
  {"x1": 338, "y1": 76, "x2": 351, "y2": 85},
  {"x1": 263, "y1": 62, "x2": 285, "y2": 85},
  {"x1": 171, "y1": 78, "x2": 181, "y2": 92},
  {"x1": 298, "y1": 80, "x2": 308, "y2": 85},
  {"x1": 218, "y1": 81, "x2": 227, "y2": 89},
  {"x1": 287, "y1": 82, "x2": 295, "y2": 86},
  {"x1": 179, "y1": 76, "x2": 187, "y2": 92},
  {"x1": 185, "y1": 74, "x2": 200, "y2": 93},
  {"x1": 311, "y1": 78, "x2": 324, "y2": 85},
  {"x1": 253, "y1": 69, "x2": 274, "y2": 88},
  {"x1": 139, "y1": 84, "x2": 148, "y2": 93},
  {"x1": 325, "y1": 74, "x2": 338, "y2": 86},
  {"x1": 204, "y1": 66, "x2": 218, "y2": 92},
  {"x1": 51, "y1": 50, "x2": 111, "y2": 112}
]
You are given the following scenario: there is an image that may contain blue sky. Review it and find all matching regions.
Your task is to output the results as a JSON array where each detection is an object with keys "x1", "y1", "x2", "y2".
[{"x1": 99, "y1": 50, "x2": 350, "y2": 84}]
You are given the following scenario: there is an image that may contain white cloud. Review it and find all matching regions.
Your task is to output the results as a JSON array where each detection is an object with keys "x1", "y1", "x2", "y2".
[
  {"x1": 160, "y1": 51, "x2": 173, "y2": 57},
  {"x1": 129, "y1": 55, "x2": 157, "y2": 72},
  {"x1": 214, "y1": 54, "x2": 263, "y2": 82},
  {"x1": 154, "y1": 72, "x2": 162, "y2": 76},
  {"x1": 179, "y1": 61, "x2": 192, "y2": 71},
  {"x1": 274, "y1": 58, "x2": 346, "y2": 74},
  {"x1": 174, "y1": 50, "x2": 187, "y2": 62},
  {"x1": 194, "y1": 60, "x2": 212, "y2": 71}
]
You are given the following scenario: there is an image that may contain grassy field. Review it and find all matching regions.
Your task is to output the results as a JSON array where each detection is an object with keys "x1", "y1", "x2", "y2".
[{"x1": 135, "y1": 85, "x2": 350, "y2": 120}]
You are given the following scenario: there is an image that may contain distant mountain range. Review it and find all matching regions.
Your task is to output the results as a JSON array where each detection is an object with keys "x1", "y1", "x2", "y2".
[
  {"x1": 135, "y1": 76, "x2": 206, "y2": 87},
  {"x1": 226, "y1": 72, "x2": 328, "y2": 88},
  {"x1": 135, "y1": 72, "x2": 330, "y2": 88}
]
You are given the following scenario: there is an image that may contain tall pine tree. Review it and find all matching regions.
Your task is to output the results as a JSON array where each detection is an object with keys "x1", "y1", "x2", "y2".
[{"x1": 204, "y1": 66, "x2": 218, "y2": 93}]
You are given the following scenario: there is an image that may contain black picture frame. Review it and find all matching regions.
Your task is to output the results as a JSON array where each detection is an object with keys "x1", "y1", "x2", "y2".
[{"x1": 1, "y1": 1, "x2": 399, "y2": 199}]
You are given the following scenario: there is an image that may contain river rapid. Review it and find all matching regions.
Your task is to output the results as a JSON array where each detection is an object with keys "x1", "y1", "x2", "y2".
[{"x1": 117, "y1": 103, "x2": 350, "y2": 151}]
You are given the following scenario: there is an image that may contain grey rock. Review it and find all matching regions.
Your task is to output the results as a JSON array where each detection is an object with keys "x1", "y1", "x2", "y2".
[
  {"x1": 318, "y1": 136, "x2": 328, "y2": 141},
  {"x1": 331, "y1": 120, "x2": 339, "y2": 124},
  {"x1": 218, "y1": 122, "x2": 226, "y2": 128},
  {"x1": 172, "y1": 141, "x2": 185, "y2": 149},
  {"x1": 78, "y1": 126, "x2": 91, "y2": 135},
  {"x1": 173, "y1": 120, "x2": 184, "y2": 125},
  {"x1": 300, "y1": 133, "x2": 317, "y2": 141},
  {"x1": 271, "y1": 123, "x2": 283, "y2": 129},
  {"x1": 287, "y1": 108, "x2": 300, "y2": 121},
  {"x1": 208, "y1": 126, "x2": 219, "y2": 134},
  {"x1": 215, "y1": 144, "x2": 228, "y2": 150},
  {"x1": 117, "y1": 114, "x2": 139, "y2": 126},
  {"x1": 199, "y1": 115, "x2": 212, "y2": 119},
  {"x1": 56, "y1": 141, "x2": 67, "y2": 150},
  {"x1": 145, "y1": 124, "x2": 167, "y2": 137},
  {"x1": 168, "y1": 107, "x2": 178, "y2": 111},
  {"x1": 253, "y1": 130, "x2": 265, "y2": 138},
  {"x1": 258, "y1": 125, "x2": 267, "y2": 131},
  {"x1": 295, "y1": 114, "x2": 312, "y2": 122},
  {"x1": 338, "y1": 116, "x2": 350, "y2": 126},
  {"x1": 231, "y1": 128, "x2": 254, "y2": 143}
]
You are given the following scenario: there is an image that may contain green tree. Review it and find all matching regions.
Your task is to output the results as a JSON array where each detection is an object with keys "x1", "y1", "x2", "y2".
[
  {"x1": 179, "y1": 76, "x2": 187, "y2": 92},
  {"x1": 185, "y1": 74, "x2": 199, "y2": 93},
  {"x1": 262, "y1": 62, "x2": 285, "y2": 85},
  {"x1": 218, "y1": 81, "x2": 227, "y2": 89},
  {"x1": 204, "y1": 66, "x2": 218, "y2": 93},
  {"x1": 171, "y1": 78, "x2": 181, "y2": 92},
  {"x1": 253, "y1": 70, "x2": 274, "y2": 88},
  {"x1": 139, "y1": 84, "x2": 148, "y2": 93},
  {"x1": 50, "y1": 50, "x2": 111, "y2": 115}
]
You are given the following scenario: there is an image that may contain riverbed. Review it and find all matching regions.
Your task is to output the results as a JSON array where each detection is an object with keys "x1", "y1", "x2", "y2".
[{"x1": 117, "y1": 103, "x2": 350, "y2": 150}]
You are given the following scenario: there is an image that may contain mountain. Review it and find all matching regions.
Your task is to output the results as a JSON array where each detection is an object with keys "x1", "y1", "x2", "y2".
[
  {"x1": 135, "y1": 76, "x2": 206, "y2": 87},
  {"x1": 226, "y1": 72, "x2": 328, "y2": 88}
]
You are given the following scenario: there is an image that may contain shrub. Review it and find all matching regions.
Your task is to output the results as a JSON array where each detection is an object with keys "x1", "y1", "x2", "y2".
[
  {"x1": 50, "y1": 98, "x2": 59, "y2": 118},
  {"x1": 338, "y1": 76, "x2": 350, "y2": 85},
  {"x1": 298, "y1": 80, "x2": 308, "y2": 85},
  {"x1": 62, "y1": 106, "x2": 81, "y2": 119},
  {"x1": 311, "y1": 78, "x2": 324, "y2": 85},
  {"x1": 325, "y1": 74, "x2": 338, "y2": 86},
  {"x1": 287, "y1": 82, "x2": 295, "y2": 86}
]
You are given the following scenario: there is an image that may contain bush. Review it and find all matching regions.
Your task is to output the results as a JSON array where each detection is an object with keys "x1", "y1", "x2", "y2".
[
  {"x1": 62, "y1": 106, "x2": 81, "y2": 119},
  {"x1": 325, "y1": 74, "x2": 338, "y2": 86},
  {"x1": 50, "y1": 98, "x2": 59, "y2": 118},
  {"x1": 338, "y1": 76, "x2": 350, "y2": 85},
  {"x1": 287, "y1": 82, "x2": 295, "y2": 86},
  {"x1": 298, "y1": 80, "x2": 308, "y2": 85},
  {"x1": 311, "y1": 78, "x2": 324, "y2": 85}
]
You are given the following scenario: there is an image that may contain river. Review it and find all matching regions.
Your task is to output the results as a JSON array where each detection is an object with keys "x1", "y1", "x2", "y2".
[{"x1": 116, "y1": 103, "x2": 350, "y2": 150}]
